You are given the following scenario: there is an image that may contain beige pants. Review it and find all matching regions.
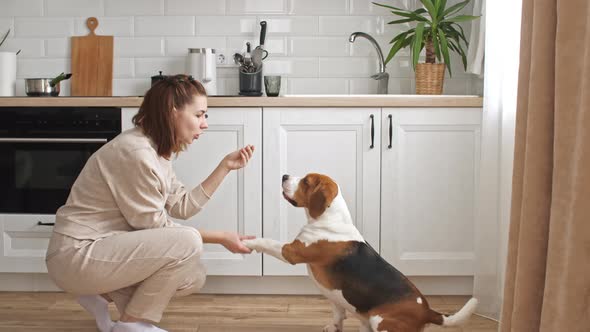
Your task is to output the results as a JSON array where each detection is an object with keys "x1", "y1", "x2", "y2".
[{"x1": 46, "y1": 226, "x2": 206, "y2": 322}]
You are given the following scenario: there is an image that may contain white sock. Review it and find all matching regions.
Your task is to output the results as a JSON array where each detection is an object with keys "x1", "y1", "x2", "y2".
[
  {"x1": 77, "y1": 294, "x2": 115, "y2": 332},
  {"x1": 112, "y1": 321, "x2": 168, "y2": 332}
]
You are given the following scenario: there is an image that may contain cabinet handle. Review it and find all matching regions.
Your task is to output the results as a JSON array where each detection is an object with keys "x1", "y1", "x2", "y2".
[
  {"x1": 388, "y1": 114, "x2": 393, "y2": 149},
  {"x1": 37, "y1": 222, "x2": 55, "y2": 226},
  {"x1": 370, "y1": 114, "x2": 375, "y2": 149}
]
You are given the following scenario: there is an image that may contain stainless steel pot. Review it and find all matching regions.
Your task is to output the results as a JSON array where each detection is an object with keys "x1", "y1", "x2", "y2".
[{"x1": 25, "y1": 78, "x2": 61, "y2": 97}]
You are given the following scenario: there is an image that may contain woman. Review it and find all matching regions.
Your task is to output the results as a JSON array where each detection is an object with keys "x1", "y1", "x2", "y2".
[{"x1": 46, "y1": 75, "x2": 254, "y2": 332}]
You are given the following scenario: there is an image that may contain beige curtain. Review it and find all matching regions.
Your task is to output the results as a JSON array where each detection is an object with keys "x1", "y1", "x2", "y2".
[{"x1": 500, "y1": 0, "x2": 590, "y2": 331}]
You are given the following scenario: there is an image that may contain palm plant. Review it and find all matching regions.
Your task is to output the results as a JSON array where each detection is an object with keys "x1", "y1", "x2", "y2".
[{"x1": 373, "y1": 0, "x2": 479, "y2": 77}]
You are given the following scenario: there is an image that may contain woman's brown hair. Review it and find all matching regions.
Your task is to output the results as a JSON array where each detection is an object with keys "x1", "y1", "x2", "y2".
[{"x1": 133, "y1": 74, "x2": 207, "y2": 158}]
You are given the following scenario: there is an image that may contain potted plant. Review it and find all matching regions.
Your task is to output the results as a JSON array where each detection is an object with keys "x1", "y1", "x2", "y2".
[
  {"x1": 373, "y1": 0, "x2": 479, "y2": 94},
  {"x1": 0, "y1": 29, "x2": 20, "y2": 96}
]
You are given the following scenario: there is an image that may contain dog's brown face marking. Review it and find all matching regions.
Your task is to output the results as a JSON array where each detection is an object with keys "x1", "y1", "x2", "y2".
[{"x1": 290, "y1": 173, "x2": 339, "y2": 219}]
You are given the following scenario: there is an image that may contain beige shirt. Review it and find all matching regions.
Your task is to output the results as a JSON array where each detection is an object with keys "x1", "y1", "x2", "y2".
[{"x1": 54, "y1": 127, "x2": 210, "y2": 240}]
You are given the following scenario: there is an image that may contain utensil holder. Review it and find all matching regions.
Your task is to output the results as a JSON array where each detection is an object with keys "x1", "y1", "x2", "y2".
[{"x1": 239, "y1": 67, "x2": 263, "y2": 96}]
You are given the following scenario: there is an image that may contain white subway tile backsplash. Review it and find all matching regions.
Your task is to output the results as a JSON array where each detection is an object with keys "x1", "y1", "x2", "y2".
[
  {"x1": 0, "y1": 0, "x2": 44, "y2": 17},
  {"x1": 135, "y1": 16, "x2": 195, "y2": 36},
  {"x1": 217, "y1": 78, "x2": 239, "y2": 95},
  {"x1": 46, "y1": 38, "x2": 69, "y2": 57},
  {"x1": 227, "y1": 0, "x2": 287, "y2": 14},
  {"x1": 386, "y1": 56, "x2": 413, "y2": 77},
  {"x1": 350, "y1": 36, "x2": 410, "y2": 57},
  {"x1": 264, "y1": 58, "x2": 318, "y2": 77},
  {"x1": 0, "y1": 0, "x2": 478, "y2": 95},
  {"x1": 14, "y1": 18, "x2": 74, "y2": 37},
  {"x1": 17, "y1": 58, "x2": 69, "y2": 78},
  {"x1": 288, "y1": 78, "x2": 348, "y2": 94},
  {"x1": 105, "y1": 0, "x2": 164, "y2": 16},
  {"x1": 196, "y1": 16, "x2": 257, "y2": 36},
  {"x1": 114, "y1": 58, "x2": 135, "y2": 78},
  {"x1": 135, "y1": 57, "x2": 187, "y2": 77},
  {"x1": 319, "y1": 16, "x2": 383, "y2": 35},
  {"x1": 348, "y1": 78, "x2": 379, "y2": 94},
  {"x1": 46, "y1": 0, "x2": 103, "y2": 17},
  {"x1": 217, "y1": 67, "x2": 239, "y2": 79},
  {"x1": 0, "y1": 39, "x2": 44, "y2": 58},
  {"x1": 289, "y1": 37, "x2": 349, "y2": 56},
  {"x1": 166, "y1": 37, "x2": 227, "y2": 56},
  {"x1": 0, "y1": 19, "x2": 14, "y2": 35},
  {"x1": 115, "y1": 38, "x2": 163, "y2": 57},
  {"x1": 74, "y1": 17, "x2": 133, "y2": 37},
  {"x1": 112, "y1": 79, "x2": 151, "y2": 96},
  {"x1": 165, "y1": 0, "x2": 225, "y2": 15},
  {"x1": 289, "y1": 0, "x2": 349, "y2": 15},
  {"x1": 319, "y1": 57, "x2": 379, "y2": 77},
  {"x1": 351, "y1": 0, "x2": 415, "y2": 15},
  {"x1": 258, "y1": 17, "x2": 318, "y2": 35},
  {"x1": 469, "y1": 77, "x2": 484, "y2": 95},
  {"x1": 443, "y1": 78, "x2": 470, "y2": 95}
]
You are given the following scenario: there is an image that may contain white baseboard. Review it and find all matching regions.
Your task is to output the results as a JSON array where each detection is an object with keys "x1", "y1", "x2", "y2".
[{"x1": 0, "y1": 273, "x2": 473, "y2": 295}]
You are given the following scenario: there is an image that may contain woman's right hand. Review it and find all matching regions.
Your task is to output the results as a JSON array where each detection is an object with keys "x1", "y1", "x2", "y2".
[
  {"x1": 221, "y1": 145, "x2": 255, "y2": 171},
  {"x1": 221, "y1": 231, "x2": 255, "y2": 254}
]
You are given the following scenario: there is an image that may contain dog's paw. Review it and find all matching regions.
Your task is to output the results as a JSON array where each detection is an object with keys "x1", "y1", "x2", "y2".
[
  {"x1": 242, "y1": 239, "x2": 262, "y2": 252},
  {"x1": 322, "y1": 324, "x2": 341, "y2": 332}
]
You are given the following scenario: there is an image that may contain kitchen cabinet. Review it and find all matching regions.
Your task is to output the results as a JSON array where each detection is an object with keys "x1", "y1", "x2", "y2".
[
  {"x1": 0, "y1": 105, "x2": 481, "y2": 281},
  {"x1": 262, "y1": 108, "x2": 382, "y2": 276},
  {"x1": 123, "y1": 107, "x2": 264, "y2": 276},
  {"x1": 380, "y1": 108, "x2": 481, "y2": 276},
  {"x1": 0, "y1": 214, "x2": 55, "y2": 272}
]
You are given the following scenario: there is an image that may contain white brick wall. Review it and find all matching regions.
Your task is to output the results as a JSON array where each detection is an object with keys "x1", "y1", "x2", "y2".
[{"x1": 0, "y1": 0, "x2": 483, "y2": 96}]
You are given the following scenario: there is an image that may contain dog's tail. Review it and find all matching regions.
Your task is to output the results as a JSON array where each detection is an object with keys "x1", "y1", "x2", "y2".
[{"x1": 427, "y1": 297, "x2": 478, "y2": 326}]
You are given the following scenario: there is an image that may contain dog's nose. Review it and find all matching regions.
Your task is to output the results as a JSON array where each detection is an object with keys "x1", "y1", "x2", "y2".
[{"x1": 282, "y1": 174, "x2": 289, "y2": 182}]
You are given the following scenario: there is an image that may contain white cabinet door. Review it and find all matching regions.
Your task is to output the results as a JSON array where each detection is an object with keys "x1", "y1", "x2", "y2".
[
  {"x1": 0, "y1": 214, "x2": 55, "y2": 272},
  {"x1": 263, "y1": 108, "x2": 381, "y2": 276},
  {"x1": 121, "y1": 108, "x2": 262, "y2": 276},
  {"x1": 381, "y1": 108, "x2": 481, "y2": 276}
]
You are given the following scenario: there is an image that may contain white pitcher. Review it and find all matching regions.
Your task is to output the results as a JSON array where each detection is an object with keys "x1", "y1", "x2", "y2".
[
  {"x1": 0, "y1": 51, "x2": 17, "y2": 96},
  {"x1": 186, "y1": 48, "x2": 217, "y2": 95}
]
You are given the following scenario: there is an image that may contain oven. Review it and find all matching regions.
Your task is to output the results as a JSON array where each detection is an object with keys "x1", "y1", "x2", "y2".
[{"x1": 0, "y1": 107, "x2": 121, "y2": 214}]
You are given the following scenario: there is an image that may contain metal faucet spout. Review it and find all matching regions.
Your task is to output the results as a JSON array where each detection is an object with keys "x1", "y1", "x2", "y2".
[
  {"x1": 349, "y1": 32, "x2": 385, "y2": 73},
  {"x1": 349, "y1": 32, "x2": 388, "y2": 94}
]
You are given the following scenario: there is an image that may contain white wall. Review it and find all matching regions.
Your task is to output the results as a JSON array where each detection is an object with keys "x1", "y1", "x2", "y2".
[{"x1": 0, "y1": 0, "x2": 483, "y2": 96}]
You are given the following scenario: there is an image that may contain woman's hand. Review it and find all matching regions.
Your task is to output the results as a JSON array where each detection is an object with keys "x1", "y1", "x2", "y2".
[
  {"x1": 221, "y1": 232, "x2": 256, "y2": 254},
  {"x1": 221, "y1": 145, "x2": 254, "y2": 171}
]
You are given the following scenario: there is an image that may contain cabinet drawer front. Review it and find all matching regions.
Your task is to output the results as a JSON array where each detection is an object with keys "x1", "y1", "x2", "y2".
[{"x1": 0, "y1": 214, "x2": 55, "y2": 272}]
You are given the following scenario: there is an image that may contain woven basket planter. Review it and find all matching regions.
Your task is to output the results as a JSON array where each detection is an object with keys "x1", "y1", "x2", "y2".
[{"x1": 415, "y1": 63, "x2": 445, "y2": 95}]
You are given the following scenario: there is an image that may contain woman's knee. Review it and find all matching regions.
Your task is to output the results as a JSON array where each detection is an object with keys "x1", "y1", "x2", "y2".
[{"x1": 172, "y1": 227, "x2": 203, "y2": 258}]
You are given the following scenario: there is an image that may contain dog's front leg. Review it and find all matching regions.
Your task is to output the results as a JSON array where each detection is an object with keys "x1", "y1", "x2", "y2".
[
  {"x1": 242, "y1": 238, "x2": 289, "y2": 263},
  {"x1": 323, "y1": 302, "x2": 346, "y2": 332}
]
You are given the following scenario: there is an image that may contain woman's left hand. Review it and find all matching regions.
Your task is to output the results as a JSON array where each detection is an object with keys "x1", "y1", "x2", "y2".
[
  {"x1": 221, "y1": 145, "x2": 255, "y2": 171},
  {"x1": 221, "y1": 232, "x2": 256, "y2": 254}
]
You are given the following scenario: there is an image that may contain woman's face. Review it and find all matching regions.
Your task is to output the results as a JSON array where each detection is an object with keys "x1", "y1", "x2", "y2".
[{"x1": 174, "y1": 95, "x2": 208, "y2": 146}]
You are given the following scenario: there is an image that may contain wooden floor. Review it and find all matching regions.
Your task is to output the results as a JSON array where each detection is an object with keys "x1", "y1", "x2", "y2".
[{"x1": 0, "y1": 293, "x2": 498, "y2": 331}]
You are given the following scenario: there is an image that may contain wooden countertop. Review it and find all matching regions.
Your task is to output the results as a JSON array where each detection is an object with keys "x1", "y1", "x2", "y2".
[{"x1": 0, "y1": 95, "x2": 483, "y2": 108}]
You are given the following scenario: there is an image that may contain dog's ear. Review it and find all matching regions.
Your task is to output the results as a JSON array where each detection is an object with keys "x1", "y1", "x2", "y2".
[{"x1": 308, "y1": 181, "x2": 338, "y2": 219}]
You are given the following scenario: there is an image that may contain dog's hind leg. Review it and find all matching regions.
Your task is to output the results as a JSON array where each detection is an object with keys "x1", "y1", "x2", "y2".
[{"x1": 323, "y1": 302, "x2": 346, "y2": 332}]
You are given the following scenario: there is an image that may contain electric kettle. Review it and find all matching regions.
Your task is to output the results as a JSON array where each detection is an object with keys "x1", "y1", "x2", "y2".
[{"x1": 186, "y1": 48, "x2": 217, "y2": 95}]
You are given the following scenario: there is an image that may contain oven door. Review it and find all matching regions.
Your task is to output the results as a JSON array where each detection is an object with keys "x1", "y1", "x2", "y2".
[{"x1": 0, "y1": 138, "x2": 107, "y2": 214}]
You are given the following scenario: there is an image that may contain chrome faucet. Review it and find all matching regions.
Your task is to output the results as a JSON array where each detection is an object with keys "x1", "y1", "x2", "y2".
[{"x1": 349, "y1": 32, "x2": 389, "y2": 94}]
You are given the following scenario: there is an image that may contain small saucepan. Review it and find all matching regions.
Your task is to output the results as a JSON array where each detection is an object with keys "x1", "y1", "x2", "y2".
[{"x1": 25, "y1": 72, "x2": 72, "y2": 97}]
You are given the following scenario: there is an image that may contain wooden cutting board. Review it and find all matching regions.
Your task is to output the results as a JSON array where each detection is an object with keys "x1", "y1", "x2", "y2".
[{"x1": 71, "y1": 17, "x2": 113, "y2": 96}]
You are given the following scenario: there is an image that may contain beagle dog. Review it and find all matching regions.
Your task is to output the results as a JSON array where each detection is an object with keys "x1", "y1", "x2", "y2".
[{"x1": 243, "y1": 173, "x2": 477, "y2": 332}]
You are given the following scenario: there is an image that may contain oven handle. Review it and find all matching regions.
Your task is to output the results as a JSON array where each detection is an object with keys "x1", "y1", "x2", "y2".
[{"x1": 0, "y1": 138, "x2": 108, "y2": 143}]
